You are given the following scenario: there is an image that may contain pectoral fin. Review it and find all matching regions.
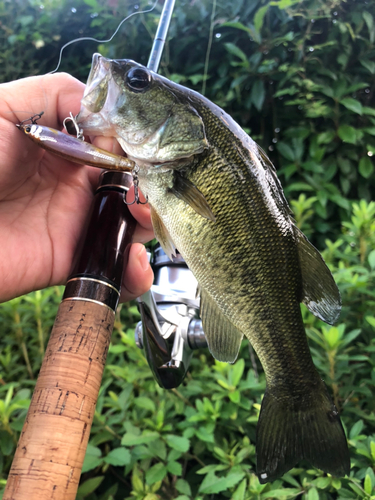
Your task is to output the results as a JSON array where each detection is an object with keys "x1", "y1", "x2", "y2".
[
  {"x1": 150, "y1": 206, "x2": 177, "y2": 260},
  {"x1": 200, "y1": 288, "x2": 243, "y2": 363},
  {"x1": 295, "y1": 227, "x2": 341, "y2": 325},
  {"x1": 170, "y1": 173, "x2": 216, "y2": 221}
]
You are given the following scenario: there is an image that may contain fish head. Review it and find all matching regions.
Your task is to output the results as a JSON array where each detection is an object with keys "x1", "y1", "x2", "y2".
[{"x1": 76, "y1": 53, "x2": 207, "y2": 164}]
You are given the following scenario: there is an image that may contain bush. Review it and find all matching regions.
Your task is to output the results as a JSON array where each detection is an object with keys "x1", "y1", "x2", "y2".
[{"x1": 0, "y1": 0, "x2": 374, "y2": 498}]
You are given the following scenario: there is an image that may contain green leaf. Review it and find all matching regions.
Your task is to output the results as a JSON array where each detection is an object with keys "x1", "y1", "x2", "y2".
[
  {"x1": 131, "y1": 464, "x2": 144, "y2": 493},
  {"x1": 77, "y1": 476, "x2": 104, "y2": 497},
  {"x1": 220, "y1": 22, "x2": 253, "y2": 36},
  {"x1": 83, "y1": 0, "x2": 99, "y2": 7},
  {"x1": 329, "y1": 194, "x2": 351, "y2": 210},
  {"x1": 81, "y1": 455, "x2": 103, "y2": 474},
  {"x1": 363, "y1": 106, "x2": 375, "y2": 116},
  {"x1": 313, "y1": 477, "x2": 331, "y2": 489},
  {"x1": 262, "y1": 488, "x2": 302, "y2": 498},
  {"x1": 360, "y1": 59, "x2": 375, "y2": 74},
  {"x1": 251, "y1": 80, "x2": 265, "y2": 111},
  {"x1": 82, "y1": 445, "x2": 103, "y2": 473},
  {"x1": 254, "y1": 5, "x2": 269, "y2": 33},
  {"x1": 231, "y1": 358, "x2": 245, "y2": 387},
  {"x1": 331, "y1": 479, "x2": 342, "y2": 490},
  {"x1": 271, "y1": 0, "x2": 302, "y2": 8},
  {"x1": 229, "y1": 389, "x2": 241, "y2": 403},
  {"x1": 364, "y1": 474, "x2": 372, "y2": 495},
  {"x1": 286, "y1": 183, "x2": 315, "y2": 192},
  {"x1": 199, "y1": 470, "x2": 245, "y2": 494},
  {"x1": 134, "y1": 397, "x2": 156, "y2": 413},
  {"x1": 232, "y1": 478, "x2": 247, "y2": 500},
  {"x1": 341, "y1": 98, "x2": 362, "y2": 115},
  {"x1": 145, "y1": 463, "x2": 168, "y2": 485},
  {"x1": 307, "y1": 487, "x2": 319, "y2": 500},
  {"x1": 349, "y1": 481, "x2": 365, "y2": 497},
  {"x1": 359, "y1": 157, "x2": 374, "y2": 179},
  {"x1": 224, "y1": 43, "x2": 248, "y2": 64},
  {"x1": 167, "y1": 460, "x2": 182, "y2": 476},
  {"x1": 363, "y1": 12, "x2": 375, "y2": 43},
  {"x1": 277, "y1": 141, "x2": 295, "y2": 161},
  {"x1": 317, "y1": 131, "x2": 335, "y2": 144},
  {"x1": 104, "y1": 447, "x2": 131, "y2": 466},
  {"x1": 350, "y1": 419, "x2": 364, "y2": 439},
  {"x1": 121, "y1": 431, "x2": 160, "y2": 446},
  {"x1": 368, "y1": 250, "x2": 375, "y2": 269},
  {"x1": 338, "y1": 125, "x2": 357, "y2": 144},
  {"x1": 176, "y1": 478, "x2": 192, "y2": 496},
  {"x1": 324, "y1": 326, "x2": 340, "y2": 349},
  {"x1": 0, "y1": 431, "x2": 14, "y2": 455},
  {"x1": 165, "y1": 435, "x2": 190, "y2": 452},
  {"x1": 363, "y1": 12, "x2": 374, "y2": 31},
  {"x1": 366, "y1": 316, "x2": 375, "y2": 328},
  {"x1": 195, "y1": 427, "x2": 215, "y2": 442},
  {"x1": 273, "y1": 86, "x2": 298, "y2": 98}
]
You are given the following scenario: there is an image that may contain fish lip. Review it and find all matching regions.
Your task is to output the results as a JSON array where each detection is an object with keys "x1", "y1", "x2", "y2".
[
  {"x1": 86, "y1": 53, "x2": 109, "y2": 87},
  {"x1": 75, "y1": 111, "x2": 114, "y2": 137}
]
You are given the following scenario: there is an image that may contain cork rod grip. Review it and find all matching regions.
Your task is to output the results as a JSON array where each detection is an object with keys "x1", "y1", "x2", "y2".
[
  {"x1": 4, "y1": 171, "x2": 137, "y2": 500},
  {"x1": 4, "y1": 300, "x2": 115, "y2": 499}
]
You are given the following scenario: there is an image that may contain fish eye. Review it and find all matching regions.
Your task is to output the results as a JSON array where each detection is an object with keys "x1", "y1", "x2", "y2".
[{"x1": 126, "y1": 68, "x2": 151, "y2": 93}]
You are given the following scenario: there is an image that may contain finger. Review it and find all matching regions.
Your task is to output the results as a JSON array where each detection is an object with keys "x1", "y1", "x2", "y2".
[
  {"x1": 91, "y1": 136, "x2": 124, "y2": 156},
  {"x1": 125, "y1": 186, "x2": 154, "y2": 241},
  {"x1": 0, "y1": 74, "x2": 85, "y2": 179},
  {"x1": 0, "y1": 73, "x2": 84, "y2": 129},
  {"x1": 120, "y1": 243, "x2": 154, "y2": 302}
]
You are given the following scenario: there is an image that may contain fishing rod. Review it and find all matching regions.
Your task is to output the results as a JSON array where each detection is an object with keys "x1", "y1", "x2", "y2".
[{"x1": 3, "y1": 2, "x2": 176, "y2": 499}]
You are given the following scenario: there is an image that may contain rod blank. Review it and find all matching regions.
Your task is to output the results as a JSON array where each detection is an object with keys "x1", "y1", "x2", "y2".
[{"x1": 147, "y1": 0, "x2": 176, "y2": 72}]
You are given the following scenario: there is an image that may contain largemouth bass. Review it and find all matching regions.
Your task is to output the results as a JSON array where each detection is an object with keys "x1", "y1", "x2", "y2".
[{"x1": 76, "y1": 53, "x2": 350, "y2": 483}]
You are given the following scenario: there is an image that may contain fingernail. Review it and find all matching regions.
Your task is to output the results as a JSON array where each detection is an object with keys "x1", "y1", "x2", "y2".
[{"x1": 138, "y1": 246, "x2": 150, "y2": 272}]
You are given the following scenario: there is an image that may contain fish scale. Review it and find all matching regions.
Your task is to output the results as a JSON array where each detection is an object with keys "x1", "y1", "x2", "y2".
[{"x1": 76, "y1": 54, "x2": 350, "y2": 483}]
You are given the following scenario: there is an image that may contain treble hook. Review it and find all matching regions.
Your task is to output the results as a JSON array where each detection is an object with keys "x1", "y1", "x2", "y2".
[
  {"x1": 17, "y1": 111, "x2": 44, "y2": 127},
  {"x1": 63, "y1": 112, "x2": 85, "y2": 141},
  {"x1": 124, "y1": 165, "x2": 149, "y2": 205}
]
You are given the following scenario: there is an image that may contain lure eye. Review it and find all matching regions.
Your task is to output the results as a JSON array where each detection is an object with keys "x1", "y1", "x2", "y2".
[
  {"x1": 25, "y1": 125, "x2": 31, "y2": 134},
  {"x1": 126, "y1": 68, "x2": 151, "y2": 93}
]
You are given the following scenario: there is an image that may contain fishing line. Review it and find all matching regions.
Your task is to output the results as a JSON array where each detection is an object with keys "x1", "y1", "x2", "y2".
[
  {"x1": 9, "y1": 0, "x2": 158, "y2": 119},
  {"x1": 49, "y1": 0, "x2": 158, "y2": 74},
  {"x1": 201, "y1": 0, "x2": 216, "y2": 96}
]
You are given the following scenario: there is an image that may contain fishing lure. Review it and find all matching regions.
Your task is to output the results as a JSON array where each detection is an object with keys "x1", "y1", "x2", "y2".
[
  {"x1": 17, "y1": 116, "x2": 135, "y2": 172},
  {"x1": 16, "y1": 113, "x2": 148, "y2": 205}
]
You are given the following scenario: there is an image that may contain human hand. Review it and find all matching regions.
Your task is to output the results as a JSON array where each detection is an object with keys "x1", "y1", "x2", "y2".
[{"x1": 0, "y1": 73, "x2": 154, "y2": 303}]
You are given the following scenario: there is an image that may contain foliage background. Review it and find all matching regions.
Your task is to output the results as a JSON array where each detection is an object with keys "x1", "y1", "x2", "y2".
[{"x1": 0, "y1": 0, "x2": 374, "y2": 498}]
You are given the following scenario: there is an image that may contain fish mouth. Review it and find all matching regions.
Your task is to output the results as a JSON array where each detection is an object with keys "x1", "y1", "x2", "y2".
[{"x1": 76, "y1": 53, "x2": 119, "y2": 137}]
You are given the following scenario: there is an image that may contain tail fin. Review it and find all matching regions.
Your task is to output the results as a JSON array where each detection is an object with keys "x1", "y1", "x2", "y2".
[{"x1": 256, "y1": 383, "x2": 350, "y2": 483}]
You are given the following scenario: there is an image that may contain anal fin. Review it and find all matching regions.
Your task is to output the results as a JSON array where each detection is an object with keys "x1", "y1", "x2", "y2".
[
  {"x1": 295, "y1": 227, "x2": 341, "y2": 325},
  {"x1": 200, "y1": 288, "x2": 243, "y2": 363}
]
